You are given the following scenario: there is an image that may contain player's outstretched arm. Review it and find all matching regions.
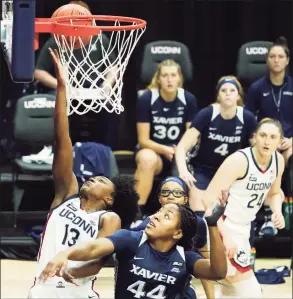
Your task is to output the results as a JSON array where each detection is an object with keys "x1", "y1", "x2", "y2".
[
  {"x1": 49, "y1": 48, "x2": 78, "y2": 207},
  {"x1": 39, "y1": 237, "x2": 115, "y2": 282},
  {"x1": 60, "y1": 212, "x2": 122, "y2": 285},
  {"x1": 192, "y1": 202, "x2": 227, "y2": 280},
  {"x1": 61, "y1": 259, "x2": 107, "y2": 286}
]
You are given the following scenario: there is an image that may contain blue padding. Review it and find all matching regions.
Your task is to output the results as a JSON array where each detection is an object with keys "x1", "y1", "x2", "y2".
[{"x1": 11, "y1": 0, "x2": 36, "y2": 83}]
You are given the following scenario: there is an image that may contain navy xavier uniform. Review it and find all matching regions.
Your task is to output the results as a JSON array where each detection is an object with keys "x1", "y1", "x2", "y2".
[
  {"x1": 189, "y1": 104, "x2": 257, "y2": 189},
  {"x1": 106, "y1": 230, "x2": 202, "y2": 299},
  {"x1": 136, "y1": 88, "x2": 197, "y2": 173},
  {"x1": 131, "y1": 216, "x2": 207, "y2": 298}
]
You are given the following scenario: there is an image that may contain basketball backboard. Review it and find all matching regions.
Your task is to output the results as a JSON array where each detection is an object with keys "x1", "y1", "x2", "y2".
[
  {"x1": 1, "y1": 0, "x2": 146, "y2": 115},
  {"x1": 1, "y1": 0, "x2": 36, "y2": 83}
]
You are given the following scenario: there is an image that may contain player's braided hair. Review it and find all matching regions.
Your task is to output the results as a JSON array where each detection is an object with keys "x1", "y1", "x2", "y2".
[
  {"x1": 111, "y1": 175, "x2": 139, "y2": 228},
  {"x1": 176, "y1": 204, "x2": 198, "y2": 251}
]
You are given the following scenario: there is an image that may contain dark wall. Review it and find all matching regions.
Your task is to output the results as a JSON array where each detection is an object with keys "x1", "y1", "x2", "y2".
[{"x1": 1, "y1": 0, "x2": 292, "y2": 150}]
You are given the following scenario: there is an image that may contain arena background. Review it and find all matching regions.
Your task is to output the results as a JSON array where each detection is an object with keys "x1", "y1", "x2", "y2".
[
  {"x1": 1, "y1": 0, "x2": 292, "y2": 150},
  {"x1": 0, "y1": 0, "x2": 292, "y2": 260}
]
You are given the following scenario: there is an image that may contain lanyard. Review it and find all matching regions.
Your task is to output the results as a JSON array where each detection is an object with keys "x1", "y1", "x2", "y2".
[{"x1": 270, "y1": 85, "x2": 285, "y2": 113}]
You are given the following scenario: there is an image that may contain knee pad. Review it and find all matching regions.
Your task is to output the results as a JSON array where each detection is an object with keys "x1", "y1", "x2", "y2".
[{"x1": 221, "y1": 275, "x2": 262, "y2": 298}]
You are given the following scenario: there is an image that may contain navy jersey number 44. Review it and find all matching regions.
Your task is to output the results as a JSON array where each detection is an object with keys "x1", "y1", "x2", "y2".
[{"x1": 106, "y1": 230, "x2": 202, "y2": 299}]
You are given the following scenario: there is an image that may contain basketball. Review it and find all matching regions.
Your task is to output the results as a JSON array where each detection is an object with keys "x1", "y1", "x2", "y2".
[{"x1": 51, "y1": 3, "x2": 93, "y2": 49}]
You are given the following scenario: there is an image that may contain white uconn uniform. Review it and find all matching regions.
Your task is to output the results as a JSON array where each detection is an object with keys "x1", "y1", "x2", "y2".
[
  {"x1": 28, "y1": 195, "x2": 105, "y2": 298},
  {"x1": 223, "y1": 147, "x2": 279, "y2": 274}
]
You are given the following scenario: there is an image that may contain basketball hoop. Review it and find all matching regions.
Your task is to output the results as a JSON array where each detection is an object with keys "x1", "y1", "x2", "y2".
[{"x1": 35, "y1": 15, "x2": 146, "y2": 115}]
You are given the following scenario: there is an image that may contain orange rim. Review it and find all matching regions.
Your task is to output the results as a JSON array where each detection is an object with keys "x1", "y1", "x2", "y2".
[{"x1": 35, "y1": 15, "x2": 147, "y2": 35}]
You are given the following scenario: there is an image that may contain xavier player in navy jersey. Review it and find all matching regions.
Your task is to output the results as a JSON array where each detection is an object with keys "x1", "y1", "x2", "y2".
[
  {"x1": 176, "y1": 76, "x2": 257, "y2": 210},
  {"x1": 39, "y1": 201, "x2": 228, "y2": 299},
  {"x1": 131, "y1": 176, "x2": 217, "y2": 299},
  {"x1": 52, "y1": 176, "x2": 216, "y2": 298},
  {"x1": 135, "y1": 59, "x2": 198, "y2": 211}
]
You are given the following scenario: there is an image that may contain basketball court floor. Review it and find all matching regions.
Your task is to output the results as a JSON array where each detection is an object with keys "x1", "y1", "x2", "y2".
[{"x1": 1, "y1": 258, "x2": 292, "y2": 298}]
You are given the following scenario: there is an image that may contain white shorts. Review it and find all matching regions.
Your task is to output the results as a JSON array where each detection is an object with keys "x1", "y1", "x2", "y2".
[
  {"x1": 28, "y1": 279, "x2": 99, "y2": 298},
  {"x1": 222, "y1": 217, "x2": 252, "y2": 275}
]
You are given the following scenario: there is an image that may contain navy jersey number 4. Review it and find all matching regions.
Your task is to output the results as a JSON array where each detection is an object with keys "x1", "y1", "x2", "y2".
[{"x1": 190, "y1": 105, "x2": 257, "y2": 169}]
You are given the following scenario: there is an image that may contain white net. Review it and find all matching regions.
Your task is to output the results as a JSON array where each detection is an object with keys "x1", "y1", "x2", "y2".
[{"x1": 53, "y1": 18, "x2": 146, "y2": 115}]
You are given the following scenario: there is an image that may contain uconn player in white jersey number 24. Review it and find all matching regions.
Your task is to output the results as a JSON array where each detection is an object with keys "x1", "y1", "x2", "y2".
[
  {"x1": 203, "y1": 118, "x2": 286, "y2": 298},
  {"x1": 28, "y1": 49, "x2": 139, "y2": 298}
]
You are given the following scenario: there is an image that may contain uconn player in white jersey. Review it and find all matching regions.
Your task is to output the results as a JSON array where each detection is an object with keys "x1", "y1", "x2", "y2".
[
  {"x1": 135, "y1": 59, "x2": 197, "y2": 211},
  {"x1": 39, "y1": 201, "x2": 228, "y2": 299},
  {"x1": 28, "y1": 49, "x2": 139, "y2": 298},
  {"x1": 203, "y1": 118, "x2": 286, "y2": 298}
]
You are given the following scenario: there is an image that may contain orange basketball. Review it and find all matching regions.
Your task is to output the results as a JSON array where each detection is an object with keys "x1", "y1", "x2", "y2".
[{"x1": 51, "y1": 4, "x2": 93, "y2": 49}]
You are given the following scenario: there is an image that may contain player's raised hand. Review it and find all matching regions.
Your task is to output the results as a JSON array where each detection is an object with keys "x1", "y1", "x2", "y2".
[
  {"x1": 204, "y1": 194, "x2": 227, "y2": 226},
  {"x1": 272, "y1": 212, "x2": 285, "y2": 229},
  {"x1": 49, "y1": 48, "x2": 66, "y2": 87},
  {"x1": 39, "y1": 251, "x2": 68, "y2": 283}
]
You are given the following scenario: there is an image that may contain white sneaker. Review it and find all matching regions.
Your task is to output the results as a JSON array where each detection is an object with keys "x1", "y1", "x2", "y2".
[
  {"x1": 41, "y1": 152, "x2": 54, "y2": 165},
  {"x1": 21, "y1": 146, "x2": 53, "y2": 164}
]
